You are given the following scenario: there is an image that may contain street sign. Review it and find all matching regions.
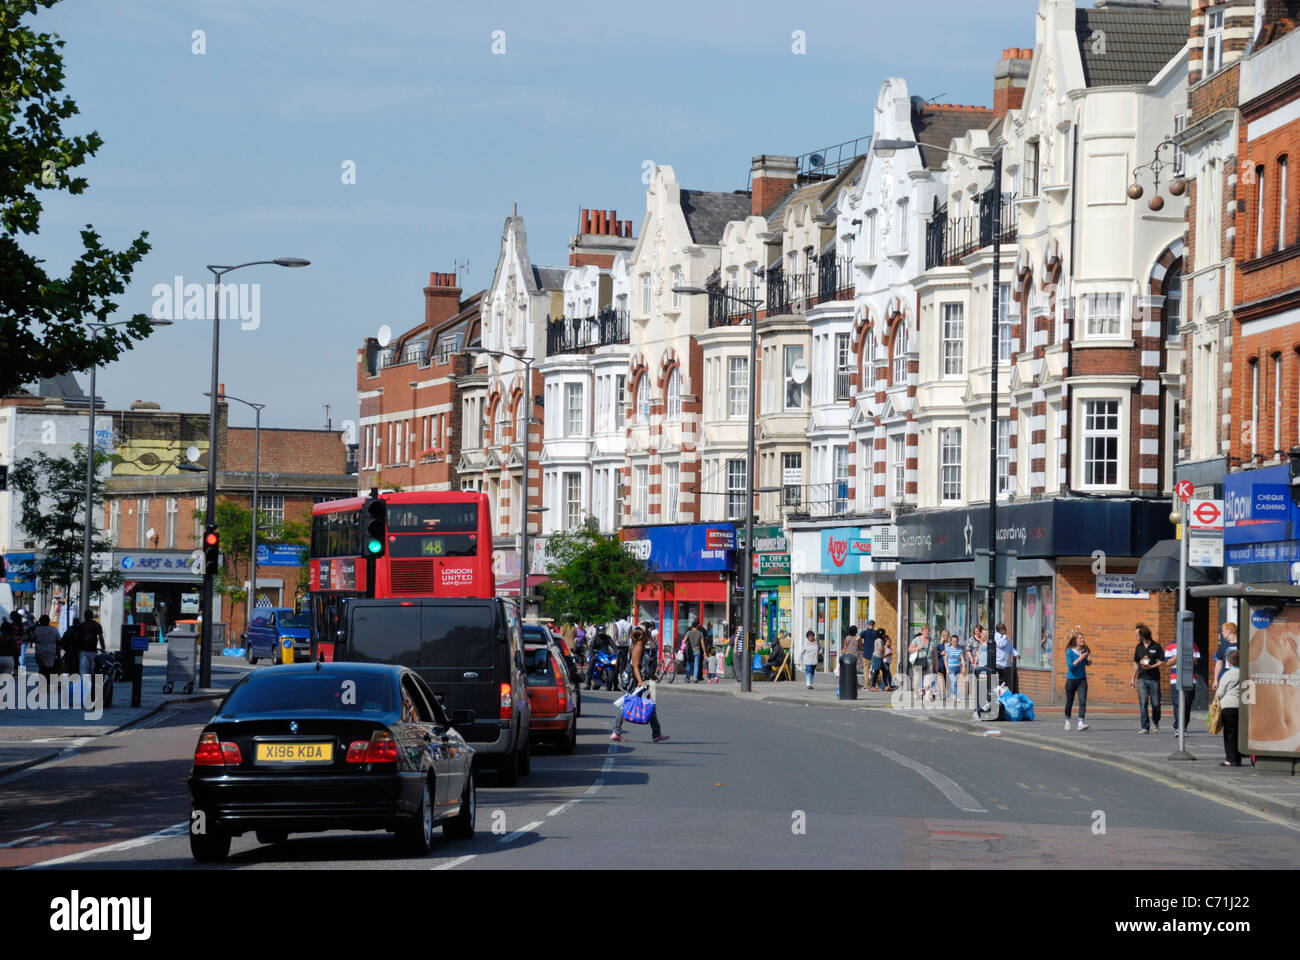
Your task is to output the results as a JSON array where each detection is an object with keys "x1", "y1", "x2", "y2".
[
  {"x1": 1175, "y1": 480, "x2": 1194, "y2": 502},
  {"x1": 1189, "y1": 534, "x2": 1224, "y2": 567},
  {"x1": 1189, "y1": 498, "x2": 1224, "y2": 531}
]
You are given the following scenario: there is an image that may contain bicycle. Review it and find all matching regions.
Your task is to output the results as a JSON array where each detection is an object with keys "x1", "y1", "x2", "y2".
[{"x1": 656, "y1": 653, "x2": 678, "y2": 684}]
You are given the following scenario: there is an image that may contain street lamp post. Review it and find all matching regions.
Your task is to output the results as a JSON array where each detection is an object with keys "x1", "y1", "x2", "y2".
[
  {"x1": 80, "y1": 319, "x2": 172, "y2": 624},
  {"x1": 465, "y1": 346, "x2": 535, "y2": 611},
  {"x1": 207, "y1": 391, "x2": 265, "y2": 637},
  {"x1": 873, "y1": 137, "x2": 1005, "y2": 710},
  {"x1": 675, "y1": 284, "x2": 761, "y2": 693},
  {"x1": 199, "y1": 258, "x2": 309, "y2": 689}
]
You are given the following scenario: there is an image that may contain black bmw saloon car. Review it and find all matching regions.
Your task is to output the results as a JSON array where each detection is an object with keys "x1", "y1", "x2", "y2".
[{"x1": 188, "y1": 662, "x2": 475, "y2": 861}]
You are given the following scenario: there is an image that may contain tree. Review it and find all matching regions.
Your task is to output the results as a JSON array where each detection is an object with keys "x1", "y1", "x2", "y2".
[
  {"x1": 540, "y1": 517, "x2": 651, "y2": 625},
  {"x1": 193, "y1": 500, "x2": 311, "y2": 622},
  {"x1": 9, "y1": 444, "x2": 122, "y2": 607},
  {"x1": 0, "y1": 0, "x2": 154, "y2": 396}
]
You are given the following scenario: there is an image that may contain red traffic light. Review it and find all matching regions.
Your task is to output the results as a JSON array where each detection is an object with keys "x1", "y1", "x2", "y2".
[{"x1": 204, "y1": 531, "x2": 219, "y2": 547}]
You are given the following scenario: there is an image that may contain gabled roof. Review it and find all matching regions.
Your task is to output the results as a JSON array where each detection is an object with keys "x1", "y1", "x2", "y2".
[
  {"x1": 763, "y1": 155, "x2": 867, "y2": 222},
  {"x1": 912, "y1": 105, "x2": 997, "y2": 169},
  {"x1": 1075, "y1": 6, "x2": 1189, "y2": 87},
  {"x1": 679, "y1": 189, "x2": 753, "y2": 244}
]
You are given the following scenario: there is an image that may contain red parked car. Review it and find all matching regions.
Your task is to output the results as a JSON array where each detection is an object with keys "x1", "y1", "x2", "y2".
[{"x1": 523, "y1": 642, "x2": 577, "y2": 753}]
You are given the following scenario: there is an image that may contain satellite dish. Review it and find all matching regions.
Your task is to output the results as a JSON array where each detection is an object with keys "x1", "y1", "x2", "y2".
[
  {"x1": 809, "y1": 153, "x2": 825, "y2": 169},
  {"x1": 186, "y1": 445, "x2": 200, "y2": 463},
  {"x1": 377, "y1": 324, "x2": 393, "y2": 348},
  {"x1": 790, "y1": 358, "x2": 810, "y2": 385}
]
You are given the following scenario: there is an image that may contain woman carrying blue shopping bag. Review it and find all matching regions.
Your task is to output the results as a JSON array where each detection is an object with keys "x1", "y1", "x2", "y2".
[{"x1": 611, "y1": 627, "x2": 670, "y2": 743}]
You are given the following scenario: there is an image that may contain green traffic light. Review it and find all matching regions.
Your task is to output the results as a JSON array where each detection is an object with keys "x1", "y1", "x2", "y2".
[{"x1": 367, "y1": 539, "x2": 383, "y2": 555}]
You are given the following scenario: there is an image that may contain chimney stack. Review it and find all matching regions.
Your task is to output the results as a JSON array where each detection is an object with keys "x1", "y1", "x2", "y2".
[
  {"x1": 993, "y1": 48, "x2": 1032, "y2": 120},
  {"x1": 424, "y1": 269, "x2": 462, "y2": 327},
  {"x1": 749, "y1": 155, "x2": 798, "y2": 217},
  {"x1": 581, "y1": 208, "x2": 591, "y2": 233}
]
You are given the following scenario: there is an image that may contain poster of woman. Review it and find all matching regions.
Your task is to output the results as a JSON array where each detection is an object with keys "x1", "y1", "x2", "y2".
[{"x1": 1245, "y1": 605, "x2": 1300, "y2": 755}]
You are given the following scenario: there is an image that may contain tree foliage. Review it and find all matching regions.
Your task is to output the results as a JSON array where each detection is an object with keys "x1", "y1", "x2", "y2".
[
  {"x1": 193, "y1": 499, "x2": 310, "y2": 608},
  {"x1": 0, "y1": 0, "x2": 154, "y2": 396},
  {"x1": 540, "y1": 517, "x2": 650, "y2": 625},
  {"x1": 9, "y1": 444, "x2": 122, "y2": 602}
]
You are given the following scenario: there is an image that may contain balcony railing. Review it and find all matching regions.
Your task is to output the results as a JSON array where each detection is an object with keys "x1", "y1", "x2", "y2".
[
  {"x1": 925, "y1": 189, "x2": 1019, "y2": 271},
  {"x1": 545, "y1": 307, "x2": 630, "y2": 355},
  {"x1": 766, "y1": 266, "x2": 787, "y2": 316},
  {"x1": 707, "y1": 284, "x2": 759, "y2": 328},
  {"x1": 817, "y1": 252, "x2": 854, "y2": 302},
  {"x1": 779, "y1": 481, "x2": 852, "y2": 518}
]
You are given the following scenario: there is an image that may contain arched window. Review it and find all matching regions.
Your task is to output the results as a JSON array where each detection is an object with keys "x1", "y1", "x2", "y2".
[
  {"x1": 1278, "y1": 155, "x2": 1289, "y2": 251},
  {"x1": 636, "y1": 374, "x2": 650, "y2": 423},
  {"x1": 666, "y1": 368, "x2": 682, "y2": 420},
  {"x1": 892, "y1": 324, "x2": 909, "y2": 385},
  {"x1": 1163, "y1": 258, "x2": 1183, "y2": 339},
  {"x1": 861, "y1": 329, "x2": 876, "y2": 386}
]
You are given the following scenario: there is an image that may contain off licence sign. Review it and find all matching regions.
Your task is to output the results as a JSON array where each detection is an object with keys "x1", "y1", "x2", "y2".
[{"x1": 1189, "y1": 499, "x2": 1224, "y2": 531}]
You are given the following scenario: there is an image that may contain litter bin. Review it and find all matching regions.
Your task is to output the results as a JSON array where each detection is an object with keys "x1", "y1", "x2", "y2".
[
  {"x1": 164, "y1": 625, "x2": 198, "y2": 694},
  {"x1": 837, "y1": 653, "x2": 858, "y2": 700}
]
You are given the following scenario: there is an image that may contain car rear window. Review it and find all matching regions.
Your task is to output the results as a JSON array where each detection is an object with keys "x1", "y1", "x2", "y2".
[
  {"x1": 221, "y1": 672, "x2": 396, "y2": 717},
  {"x1": 524, "y1": 646, "x2": 554, "y2": 686},
  {"x1": 421, "y1": 606, "x2": 495, "y2": 669},
  {"x1": 348, "y1": 606, "x2": 421, "y2": 668}
]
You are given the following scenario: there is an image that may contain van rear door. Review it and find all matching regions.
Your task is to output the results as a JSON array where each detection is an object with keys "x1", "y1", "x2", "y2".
[
  {"x1": 418, "y1": 602, "x2": 501, "y2": 746},
  {"x1": 344, "y1": 603, "x2": 421, "y2": 668}
]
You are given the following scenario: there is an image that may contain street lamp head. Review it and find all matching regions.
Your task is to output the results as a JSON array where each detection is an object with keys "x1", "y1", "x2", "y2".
[
  {"x1": 872, "y1": 138, "x2": 916, "y2": 158},
  {"x1": 274, "y1": 258, "x2": 311, "y2": 268},
  {"x1": 672, "y1": 286, "x2": 709, "y2": 296},
  {"x1": 149, "y1": 319, "x2": 174, "y2": 327}
]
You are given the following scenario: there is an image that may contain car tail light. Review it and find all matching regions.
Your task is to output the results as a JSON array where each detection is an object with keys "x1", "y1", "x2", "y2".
[
  {"x1": 194, "y1": 732, "x2": 240, "y2": 766},
  {"x1": 500, "y1": 682, "x2": 512, "y2": 719},
  {"x1": 555, "y1": 658, "x2": 567, "y2": 709},
  {"x1": 347, "y1": 730, "x2": 398, "y2": 765}
]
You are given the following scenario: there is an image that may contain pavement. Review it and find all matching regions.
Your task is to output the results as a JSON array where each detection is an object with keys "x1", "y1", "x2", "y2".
[
  {"x1": 0, "y1": 643, "x2": 251, "y2": 777},
  {"x1": 658, "y1": 669, "x2": 1300, "y2": 824}
]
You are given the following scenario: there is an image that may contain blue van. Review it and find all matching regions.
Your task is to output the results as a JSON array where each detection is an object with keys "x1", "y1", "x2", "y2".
[{"x1": 245, "y1": 607, "x2": 311, "y2": 664}]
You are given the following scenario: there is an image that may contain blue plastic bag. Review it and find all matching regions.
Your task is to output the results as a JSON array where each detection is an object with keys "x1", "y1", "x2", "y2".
[
  {"x1": 620, "y1": 692, "x2": 656, "y2": 725},
  {"x1": 1016, "y1": 693, "x2": 1035, "y2": 721},
  {"x1": 999, "y1": 691, "x2": 1023, "y2": 721}
]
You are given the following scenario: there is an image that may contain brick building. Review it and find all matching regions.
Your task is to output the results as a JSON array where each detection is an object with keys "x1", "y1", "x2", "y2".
[
  {"x1": 100, "y1": 391, "x2": 354, "y2": 642},
  {"x1": 357, "y1": 273, "x2": 481, "y2": 495}
]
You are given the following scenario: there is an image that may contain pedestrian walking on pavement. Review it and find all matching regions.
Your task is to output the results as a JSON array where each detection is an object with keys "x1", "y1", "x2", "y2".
[
  {"x1": 799, "y1": 629, "x2": 820, "y2": 689},
  {"x1": 0, "y1": 612, "x2": 20, "y2": 680},
  {"x1": 1215, "y1": 649, "x2": 1242, "y2": 766},
  {"x1": 1164, "y1": 634, "x2": 1201, "y2": 736},
  {"x1": 1064, "y1": 631, "x2": 1091, "y2": 731},
  {"x1": 1213, "y1": 621, "x2": 1238, "y2": 687},
  {"x1": 994, "y1": 622, "x2": 1018, "y2": 693},
  {"x1": 869, "y1": 628, "x2": 885, "y2": 690},
  {"x1": 610, "y1": 626, "x2": 669, "y2": 744},
  {"x1": 1130, "y1": 623, "x2": 1164, "y2": 734},
  {"x1": 944, "y1": 632, "x2": 965, "y2": 705},
  {"x1": 879, "y1": 632, "x2": 895, "y2": 690},
  {"x1": 32, "y1": 614, "x2": 60, "y2": 686},
  {"x1": 79, "y1": 611, "x2": 105, "y2": 680},
  {"x1": 909, "y1": 626, "x2": 931, "y2": 696},
  {"x1": 842, "y1": 625, "x2": 861, "y2": 682},
  {"x1": 683, "y1": 620, "x2": 707, "y2": 684}
]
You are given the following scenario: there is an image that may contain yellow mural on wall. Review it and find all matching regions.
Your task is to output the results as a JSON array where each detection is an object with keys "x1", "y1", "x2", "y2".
[{"x1": 111, "y1": 436, "x2": 210, "y2": 476}]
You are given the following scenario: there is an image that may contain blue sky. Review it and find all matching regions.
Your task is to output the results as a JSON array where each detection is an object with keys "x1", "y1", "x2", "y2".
[{"x1": 31, "y1": 0, "x2": 1033, "y2": 431}]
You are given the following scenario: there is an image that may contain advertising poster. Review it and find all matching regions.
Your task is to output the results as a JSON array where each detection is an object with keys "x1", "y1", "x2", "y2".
[{"x1": 1244, "y1": 604, "x2": 1300, "y2": 757}]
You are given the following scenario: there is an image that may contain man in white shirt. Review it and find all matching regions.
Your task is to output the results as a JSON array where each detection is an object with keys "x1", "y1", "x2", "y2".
[{"x1": 994, "y1": 622, "x2": 1019, "y2": 693}]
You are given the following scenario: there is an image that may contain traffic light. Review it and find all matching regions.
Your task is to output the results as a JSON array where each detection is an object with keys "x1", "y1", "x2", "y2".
[
  {"x1": 362, "y1": 495, "x2": 387, "y2": 557},
  {"x1": 203, "y1": 525, "x2": 220, "y2": 574}
]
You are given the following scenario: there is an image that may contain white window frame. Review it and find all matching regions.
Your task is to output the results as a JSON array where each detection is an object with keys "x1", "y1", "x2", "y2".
[
  {"x1": 257, "y1": 493, "x2": 285, "y2": 534},
  {"x1": 1274, "y1": 354, "x2": 1282, "y2": 453},
  {"x1": 1083, "y1": 292, "x2": 1123, "y2": 338},
  {"x1": 165, "y1": 496, "x2": 178, "y2": 548},
  {"x1": 896, "y1": 199, "x2": 909, "y2": 253},
  {"x1": 564, "y1": 472, "x2": 582, "y2": 529},
  {"x1": 783, "y1": 345, "x2": 804, "y2": 411},
  {"x1": 890, "y1": 434, "x2": 906, "y2": 503},
  {"x1": 637, "y1": 375, "x2": 650, "y2": 424},
  {"x1": 998, "y1": 282, "x2": 1013, "y2": 362},
  {"x1": 1024, "y1": 139, "x2": 1039, "y2": 197},
  {"x1": 940, "y1": 428, "x2": 962, "y2": 503},
  {"x1": 1256, "y1": 166, "x2": 1266, "y2": 258},
  {"x1": 997, "y1": 418, "x2": 1011, "y2": 497},
  {"x1": 671, "y1": 267, "x2": 682, "y2": 310},
  {"x1": 1251, "y1": 359, "x2": 1260, "y2": 457},
  {"x1": 832, "y1": 445, "x2": 849, "y2": 514},
  {"x1": 137, "y1": 497, "x2": 149, "y2": 546},
  {"x1": 727, "y1": 357, "x2": 748, "y2": 420},
  {"x1": 781, "y1": 451, "x2": 802, "y2": 507},
  {"x1": 834, "y1": 333, "x2": 852, "y2": 401},
  {"x1": 1279, "y1": 157, "x2": 1289, "y2": 251},
  {"x1": 641, "y1": 274, "x2": 652, "y2": 316},
  {"x1": 892, "y1": 325, "x2": 908, "y2": 385},
  {"x1": 866, "y1": 210, "x2": 878, "y2": 261},
  {"x1": 635, "y1": 465, "x2": 648, "y2": 524},
  {"x1": 726, "y1": 459, "x2": 747, "y2": 521},
  {"x1": 565, "y1": 382, "x2": 583, "y2": 437},
  {"x1": 1080, "y1": 398, "x2": 1122, "y2": 489},
  {"x1": 665, "y1": 462, "x2": 679, "y2": 521},
  {"x1": 615, "y1": 374, "x2": 627, "y2": 429},
  {"x1": 1204, "y1": 8, "x2": 1224, "y2": 76},
  {"x1": 110, "y1": 499, "x2": 120, "y2": 546},
  {"x1": 667, "y1": 368, "x2": 682, "y2": 420},
  {"x1": 194, "y1": 495, "x2": 206, "y2": 545},
  {"x1": 941, "y1": 303, "x2": 964, "y2": 376}
]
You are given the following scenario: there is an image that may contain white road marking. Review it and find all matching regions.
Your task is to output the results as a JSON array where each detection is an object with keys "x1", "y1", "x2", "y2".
[
  {"x1": 584, "y1": 779, "x2": 605, "y2": 795},
  {"x1": 548, "y1": 800, "x2": 579, "y2": 817},
  {"x1": 0, "y1": 737, "x2": 94, "y2": 786},
  {"x1": 499, "y1": 820, "x2": 542, "y2": 844},
  {"x1": 23, "y1": 820, "x2": 189, "y2": 869},
  {"x1": 0, "y1": 836, "x2": 37, "y2": 848},
  {"x1": 601, "y1": 756, "x2": 615, "y2": 773},
  {"x1": 432, "y1": 854, "x2": 476, "y2": 870}
]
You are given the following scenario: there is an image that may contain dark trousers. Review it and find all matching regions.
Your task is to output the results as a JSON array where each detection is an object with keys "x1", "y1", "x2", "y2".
[
  {"x1": 1222, "y1": 707, "x2": 1241, "y2": 765},
  {"x1": 997, "y1": 665, "x2": 1018, "y2": 693},
  {"x1": 1064, "y1": 678, "x2": 1087, "y2": 720},
  {"x1": 1137, "y1": 675, "x2": 1161, "y2": 730}
]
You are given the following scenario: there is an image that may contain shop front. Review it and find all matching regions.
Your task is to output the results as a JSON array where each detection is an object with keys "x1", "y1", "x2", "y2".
[
  {"x1": 746, "y1": 525, "x2": 791, "y2": 648},
  {"x1": 897, "y1": 499, "x2": 1172, "y2": 705},
  {"x1": 790, "y1": 525, "x2": 895, "y2": 671},
  {"x1": 103, "y1": 549, "x2": 211, "y2": 644},
  {"x1": 622, "y1": 523, "x2": 735, "y2": 657}
]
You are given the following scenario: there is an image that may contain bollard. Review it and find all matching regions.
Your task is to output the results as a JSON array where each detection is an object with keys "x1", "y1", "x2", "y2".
[
  {"x1": 131, "y1": 652, "x2": 143, "y2": 707},
  {"x1": 281, "y1": 635, "x2": 294, "y2": 665},
  {"x1": 837, "y1": 653, "x2": 858, "y2": 700}
]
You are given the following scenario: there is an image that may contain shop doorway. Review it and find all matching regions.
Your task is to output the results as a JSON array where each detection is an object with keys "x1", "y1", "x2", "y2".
[{"x1": 928, "y1": 588, "x2": 971, "y2": 644}]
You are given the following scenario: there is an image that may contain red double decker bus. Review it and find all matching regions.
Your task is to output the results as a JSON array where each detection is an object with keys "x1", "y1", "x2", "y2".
[{"x1": 309, "y1": 491, "x2": 494, "y2": 657}]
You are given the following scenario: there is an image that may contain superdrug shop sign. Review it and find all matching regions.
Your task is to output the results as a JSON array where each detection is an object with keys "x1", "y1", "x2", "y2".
[{"x1": 896, "y1": 499, "x2": 1170, "y2": 564}]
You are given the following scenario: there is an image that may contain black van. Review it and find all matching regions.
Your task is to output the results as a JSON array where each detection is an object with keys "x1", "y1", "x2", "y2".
[{"x1": 336, "y1": 597, "x2": 532, "y2": 785}]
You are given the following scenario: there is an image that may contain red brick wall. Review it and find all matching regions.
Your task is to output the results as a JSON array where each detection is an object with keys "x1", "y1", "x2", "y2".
[
  {"x1": 225, "y1": 428, "x2": 345, "y2": 474},
  {"x1": 1052, "y1": 563, "x2": 1176, "y2": 706}
]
